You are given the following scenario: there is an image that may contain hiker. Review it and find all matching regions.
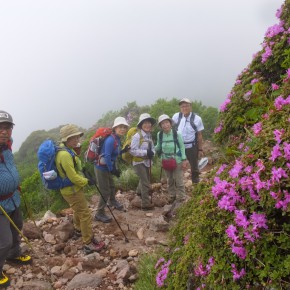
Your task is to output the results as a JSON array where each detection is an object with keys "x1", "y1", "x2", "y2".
[
  {"x1": 172, "y1": 98, "x2": 204, "y2": 184},
  {"x1": 155, "y1": 114, "x2": 188, "y2": 203},
  {"x1": 0, "y1": 110, "x2": 32, "y2": 288},
  {"x1": 55, "y1": 124, "x2": 105, "y2": 253},
  {"x1": 94, "y1": 117, "x2": 129, "y2": 223},
  {"x1": 130, "y1": 113, "x2": 156, "y2": 210}
]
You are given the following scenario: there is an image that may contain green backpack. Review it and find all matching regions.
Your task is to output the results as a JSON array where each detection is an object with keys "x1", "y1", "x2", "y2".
[{"x1": 121, "y1": 127, "x2": 144, "y2": 164}]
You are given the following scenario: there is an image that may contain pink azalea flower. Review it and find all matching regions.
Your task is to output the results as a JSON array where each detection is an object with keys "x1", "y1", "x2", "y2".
[
  {"x1": 276, "y1": 6, "x2": 283, "y2": 19},
  {"x1": 243, "y1": 90, "x2": 252, "y2": 101},
  {"x1": 255, "y1": 159, "x2": 265, "y2": 172},
  {"x1": 283, "y1": 142, "x2": 290, "y2": 160},
  {"x1": 235, "y1": 210, "x2": 250, "y2": 229},
  {"x1": 262, "y1": 46, "x2": 272, "y2": 63},
  {"x1": 273, "y1": 129, "x2": 284, "y2": 144},
  {"x1": 216, "y1": 164, "x2": 227, "y2": 175},
  {"x1": 252, "y1": 122, "x2": 262, "y2": 136},
  {"x1": 214, "y1": 122, "x2": 223, "y2": 134},
  {"x1": 251, "y1": 78, "x2": 259, "y2": 85},
  {"x1": 250, "y1": 212, "x2": 268, "y2": 229},
  {"x1": 271, "y1": 83, "x2": 280, "y2": 90},
  {"x1": 229, "y1": 159, "x2": 244, "y2": 178},
  {"x1": 235, "y1": 79, "x2": 242, "y2": 85},
  {"x1": 265, "y1": 23, "x2": 285, "y2": 38},
  {"x1": 220, "y1": 98, "x2": 231, "y2": 112},
  {"x1": 231, "y1": 245, "x2": 247, "y2": 259},
  {"x1": 274, "y1": 95, "x2": 286, "y2": 110},
  {"x1": 269, "y1": 144, "x2": 282, "y2": 161},
  {"x1": 271, "y1": 167, "x2": 288, "y2": 182},
  {"x1": 231, "y1": 264, "x2": 246, "y2": 280}
]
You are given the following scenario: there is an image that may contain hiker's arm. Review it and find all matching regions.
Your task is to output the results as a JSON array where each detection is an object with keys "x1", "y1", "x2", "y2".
[
  {"x1": 155, "y1": 132, "x2": 161, "y2": 156},
  {"x1": 197, "y1": 131, "x2": 204, "y2": 158},
  {"x1": 178, "y1": 133, "x2": 188, "y2": 170},
  {"x1": 60, "y1": 153, "x2": 88, "y2": 187}
]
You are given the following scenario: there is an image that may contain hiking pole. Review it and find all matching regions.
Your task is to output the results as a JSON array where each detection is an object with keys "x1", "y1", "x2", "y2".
[
  {"x1": 83, "y1": 168, "x2": 129, "y2": 243},
  {"x1": 0, "y1": 204, "x2": 58, "y2": 282},
  {"x1": 94, "y1": 182, "x2": 129, "y2": 243},
  {"x1": 148, "y1": 142, "x2": 153, "y2": 203}
]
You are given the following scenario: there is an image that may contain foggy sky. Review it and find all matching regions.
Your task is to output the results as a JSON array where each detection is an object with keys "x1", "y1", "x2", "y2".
[{"x1": 0, "y1": 0, "x2": 284, "y2": 151}]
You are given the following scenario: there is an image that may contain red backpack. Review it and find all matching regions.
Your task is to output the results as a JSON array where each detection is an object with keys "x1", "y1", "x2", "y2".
[{"x1": 84, "y1": 128, "x2": 117, "y2": 163}]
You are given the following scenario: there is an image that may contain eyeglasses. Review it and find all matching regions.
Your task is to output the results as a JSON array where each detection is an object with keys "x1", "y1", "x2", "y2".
[
  {"x1": 0, "y1": 125, "x2": 13, "y2": 132},
  {"x1": 180, "y1": 104, "x2": 191, "y2": 109}
]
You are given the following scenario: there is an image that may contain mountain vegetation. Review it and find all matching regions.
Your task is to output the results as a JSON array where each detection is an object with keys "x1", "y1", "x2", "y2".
[{"x1": 153, "y1": 1, "x2": 290, "y2": 289}]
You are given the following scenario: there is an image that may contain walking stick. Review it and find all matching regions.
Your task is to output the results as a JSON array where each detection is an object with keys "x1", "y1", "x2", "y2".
[
  {"x1": 83, "y1": 168, "x2": 129, "y2": 243},
  {"x1": 148, "y1": 142, "x2": 153, "y2": 203}
]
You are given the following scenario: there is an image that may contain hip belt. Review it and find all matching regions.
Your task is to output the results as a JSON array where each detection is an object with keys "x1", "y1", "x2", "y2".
[{"x1": 0, "y1": 192, "x2": 13, "y2": 201}]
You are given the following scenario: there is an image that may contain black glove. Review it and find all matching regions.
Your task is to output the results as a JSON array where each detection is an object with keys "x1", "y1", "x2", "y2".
[
  {"x1": 120, "y1": 144, "x2": 130, "y2": 154},
  {"x1": 147, "y1": 148, "x2": 154, "y2": 159},
  {"x1": 111, "y1": 167, "x2": 121, "y2": 178},
  {"x1": 87, "y1": 177, "x2": 96, "y2": 186},
  {"x1": 83, "y1": 168, "x2": 96, "y2": 185}
]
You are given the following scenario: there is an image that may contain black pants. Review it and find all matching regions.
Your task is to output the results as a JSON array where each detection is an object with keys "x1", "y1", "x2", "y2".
[{"x1": 185, "y1": 145, "x2": 199, "y2": 183}]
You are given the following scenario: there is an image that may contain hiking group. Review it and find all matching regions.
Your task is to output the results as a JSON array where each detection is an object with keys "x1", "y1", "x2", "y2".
[{"x1": 0, "y1": 97, "x2": 204, "y2": 288}]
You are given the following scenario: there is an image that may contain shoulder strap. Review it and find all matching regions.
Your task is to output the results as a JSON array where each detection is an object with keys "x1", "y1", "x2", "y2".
[
  {"x1": 190, "y1": 113, "x2": 197, "y2": 132},
  {"x1": 159, "y1": 131, "x2": 163, "y2": 152},
  {"x1": 58, "y1": 146, "x2": 77, "y2": 176},
  {"x1": 176, "y1": 112, "x2": 182, "y2": 129}
]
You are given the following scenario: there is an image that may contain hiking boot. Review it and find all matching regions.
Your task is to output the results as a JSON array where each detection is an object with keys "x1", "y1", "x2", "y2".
[
  {"x1": 0, "y1": 272, "x2": 9, "y2": 288},
  {"x1": 7, "y1": 254, "x2": 32, "y2": 265},
  {"x1": 95, "y1": 213, "x2": 112, "y2": 223},
  {"x1": 141, "y1": 203, "x2": 155, "y2": 211},
  {"x1": 83, "y1": 238, "x2": 106, "y2": 255},
  {"x1": 108, "y1": 200, "x2": 124, "y2": 211},
  {"x1": 72, "y1": 229, "x2": 82, "y2": 240}
]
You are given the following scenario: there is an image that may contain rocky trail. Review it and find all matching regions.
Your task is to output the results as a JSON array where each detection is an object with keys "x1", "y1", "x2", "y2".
[{"x1": 5, "y1": 141, "x2": 217, "y2": 290}]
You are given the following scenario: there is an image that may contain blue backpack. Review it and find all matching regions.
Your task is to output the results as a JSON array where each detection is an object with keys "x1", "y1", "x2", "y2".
[{"x1": 37, "y1": 140, "x2": 76, "y2": 190}]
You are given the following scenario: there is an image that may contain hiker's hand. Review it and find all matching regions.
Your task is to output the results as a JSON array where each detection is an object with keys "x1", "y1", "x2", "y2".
[
  {"x1": 147, "y1": 149, "x2": 154, "y2": 159},
  {"x1": 120, "y1": 144, "x2": 130, "y2": 154},
  {"x1": 182, "y1": 159, "x2": 189, "y2": 170},
  {"x1": 111, "y1": 167, "x2": 121, "y2": 178},
  {"x1": 87, "y1": 177, "x2": 95, "y2": 186}
]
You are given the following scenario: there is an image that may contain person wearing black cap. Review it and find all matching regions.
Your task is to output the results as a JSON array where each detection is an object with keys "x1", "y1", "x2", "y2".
[
  {"x1": 172, "y1": 98, "x2": 204, "y2": 184},
  {"x1": 0, "y1": 110, "x2": 32, "y2": 288},
  {"x1": 130, "y1": 113, "x2": 156, "y2": 210}
]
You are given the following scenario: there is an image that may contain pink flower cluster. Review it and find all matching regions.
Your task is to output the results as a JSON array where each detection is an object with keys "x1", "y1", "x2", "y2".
[
  {"x1": 194, "y1": 257, "x2": 215, "y2": 277},
  {"x1": 252, "y1": 122, "x2": 262, "y2": 136},
  {"x1": 231, "y1": 264, "x2": 246, "y2": 281},
  {"x1": 226, "y1": 211, "x2": 268, "y2": 259},
  {"x1": 155, "y1": 258, "x2": 171, "y2": 288},
  {"x1": 214, "y1": 122, "x2": 223, "y2": 134},
  {"x1": 274, "y1": 95, "x2": 290, "y2": 110},
  {"x1": 220, "y1": 98, "x2": 231, "y2": 112},
  {"x1": 261, "y1": 46, "x2": 272, "y2": 63},
  {"x1": 265, "y1": 23, "x2": 285, "y2": 38}
]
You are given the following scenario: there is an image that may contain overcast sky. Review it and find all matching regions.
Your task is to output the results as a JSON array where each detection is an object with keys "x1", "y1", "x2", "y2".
[{"x1": 0, "y1": 0, "x2": 284, "y2": 151}]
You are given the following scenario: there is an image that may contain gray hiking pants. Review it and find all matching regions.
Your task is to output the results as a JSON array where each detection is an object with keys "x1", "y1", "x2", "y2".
[
  {"x1": 133, "y1": 163, "x2": 151, "y2": 207},
  {"x1": 0, "y1": 207, "x2": 22, "y2": 272},
  {"x1": 165, "y1": 162, "x2": 185, "y2": 201},
  {"x1": 185, "y1": 144, "x2": 199, "y2": 183},
  {"x1": 94, "y1": 168, "x2": 116, "y2": 214}
]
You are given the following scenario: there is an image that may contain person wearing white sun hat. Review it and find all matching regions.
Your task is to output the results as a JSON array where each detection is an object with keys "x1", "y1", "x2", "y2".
[
  {"x1": 94, "y1": 117, "x2": 129, "y2": 223},
  {"x1": 155, "y1": 114, "x2": 188, "y2": 203},
  {"x1": 129, "y1": 113, "x2": 156, "y2": 210}
]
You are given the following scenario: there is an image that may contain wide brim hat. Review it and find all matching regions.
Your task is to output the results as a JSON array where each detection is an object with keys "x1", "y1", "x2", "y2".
[
  {"x1": 0, "y1": 110, "x2": 14, "y2": 125},
  {"x1": 137, "y1": 113, "x2": 156, "y2": 128},
  {"x1": 158, "y1": 114, "x2": 172, "y2": 126},
  {"x1": 112, "y1": 117, "x2": 129, "y2": 129},
  {"x1": 178, "y1": 98, "x2": 192, "y2": 105},
  {"x1": 60, "y1": 124, "x2": 84, "y2": 142}
]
